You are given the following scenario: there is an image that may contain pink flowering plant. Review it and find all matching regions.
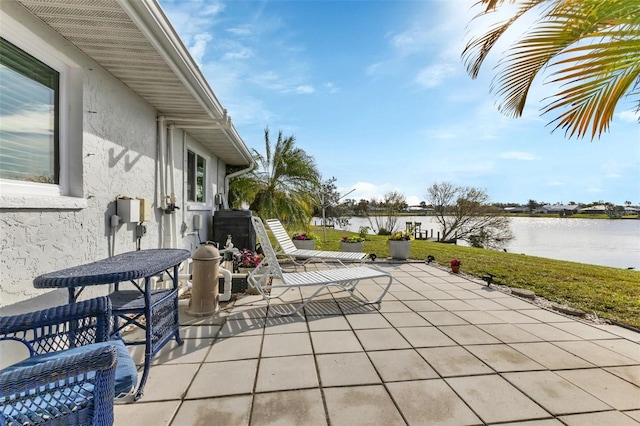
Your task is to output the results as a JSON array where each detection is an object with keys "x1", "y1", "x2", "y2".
[
  {"x1": 234, "y1": 249, "x2": 262, "y2": 268},
  {"x1": 450, "y1": 259, "x2": 461, "y2": 267},
  {"x1": 341, "y1": 235, "x2": 365, "y2": 243},
  {"x1": 291, "y1": 232, "x2": 318, "y2": 241}
]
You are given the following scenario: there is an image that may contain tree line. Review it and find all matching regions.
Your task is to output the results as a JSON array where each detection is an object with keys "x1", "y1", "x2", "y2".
[{"x1": 229, "y1": 133, "x2": 514, "y2": 250}]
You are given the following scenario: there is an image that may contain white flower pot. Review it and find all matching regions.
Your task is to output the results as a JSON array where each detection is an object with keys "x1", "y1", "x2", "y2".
[
  {"x1": 292, "y1": 239, "x2": 315, "y2": 250},
  {"x1": 340, "y1": 241, "x2": 364, "y2": 252},
  {"x1": 388, "y1": 240, "x2": 411, "y2": 260}
]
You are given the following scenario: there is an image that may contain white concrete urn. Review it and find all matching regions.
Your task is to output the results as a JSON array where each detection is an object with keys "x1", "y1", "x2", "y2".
[
  {"x1": 388, "y1": 240, "x2": 411, "y2": 260},
  {"x1": 340, "y1": 241, "x2": 364, "y2": 253},
  {"x1": 292, "y1": 239, "x2": 315, "y2": 250}
]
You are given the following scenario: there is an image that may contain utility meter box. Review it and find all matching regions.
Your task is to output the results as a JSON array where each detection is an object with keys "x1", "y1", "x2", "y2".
[
  {"x1": 138, "y1": 198, "x2": 151, "y2": 222},
  {"x1": 117, "y1": 198, "x2": 140, "y2": 223}
]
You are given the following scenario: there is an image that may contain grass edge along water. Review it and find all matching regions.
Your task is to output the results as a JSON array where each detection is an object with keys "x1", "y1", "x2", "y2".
[{"x1": 305, "y1": 226, "x2": 640, "y2": 330}]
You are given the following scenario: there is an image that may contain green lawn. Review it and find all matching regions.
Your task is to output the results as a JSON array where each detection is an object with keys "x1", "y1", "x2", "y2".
[{"x1": 310, "y1": 226, "x2": 640, "y2": 329}]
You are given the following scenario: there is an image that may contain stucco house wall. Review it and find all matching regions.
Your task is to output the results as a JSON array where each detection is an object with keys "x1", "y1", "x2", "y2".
[{"x1": 0, "y1": 0, "x2": 249, "y2": 313}]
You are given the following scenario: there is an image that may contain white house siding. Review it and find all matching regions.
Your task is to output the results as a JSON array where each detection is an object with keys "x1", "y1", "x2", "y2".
[{"x1": 0, "y1": 2, "x2": 221, "y2": 311}]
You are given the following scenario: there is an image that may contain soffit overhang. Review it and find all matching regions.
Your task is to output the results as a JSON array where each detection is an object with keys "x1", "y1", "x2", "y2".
[{"x1": 16, "y1": 0, "x2": 252, "y2": 166}]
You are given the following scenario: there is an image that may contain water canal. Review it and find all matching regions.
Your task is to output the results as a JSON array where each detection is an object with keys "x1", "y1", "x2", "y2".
[{"x1": 334, "y1": 216, "x2": 640, "y2": 269}]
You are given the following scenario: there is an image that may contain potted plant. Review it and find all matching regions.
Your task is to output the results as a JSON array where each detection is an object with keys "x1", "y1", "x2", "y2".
[
  {"x1": 388, "y1": 228, "x2": 413, "y2": 260},
  {"x1": 291, "y1": 232, "x2": 317, "y2": 250},
  {"x1": 234, "y1": 249, "x2": 263, "y2": 295},
  {"x1": 450, "y1": 258, "x2": 461, "y2": 273},
  {"x1": 234, "y1": 249, "x2": 262, "y2": 274},
  {"x1": 340, "y1": 226, "x2": 369, "y2": 252}
]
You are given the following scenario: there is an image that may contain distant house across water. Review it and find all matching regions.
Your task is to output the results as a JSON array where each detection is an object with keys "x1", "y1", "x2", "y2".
[{"x1": 541, "y1": 204, "x2": 581, "y2": 215}]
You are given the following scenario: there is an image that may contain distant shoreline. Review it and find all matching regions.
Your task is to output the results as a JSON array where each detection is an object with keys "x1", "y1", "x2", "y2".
[{"x1": 352, "y1": 213, "x2": 640, "y2": 220}]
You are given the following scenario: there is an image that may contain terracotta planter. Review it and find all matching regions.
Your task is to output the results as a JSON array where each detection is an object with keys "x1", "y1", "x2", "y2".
[
  {"x1": 340, "y1": 241, "x2": 364, "y2": 252},
  {"x1": 388, "y1": 240, "x2": 411, "y2": 260},
  {"x1": 292, "y1": 239, "x2": 315, "y2": 250},
  {"x1": 451, "y1": 265, "x2": 460, "y2": 274}
]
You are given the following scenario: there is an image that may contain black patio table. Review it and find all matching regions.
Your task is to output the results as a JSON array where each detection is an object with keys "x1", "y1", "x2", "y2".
[{"x1": 33, "y1": 248, "x2": 191, "y2": 401}]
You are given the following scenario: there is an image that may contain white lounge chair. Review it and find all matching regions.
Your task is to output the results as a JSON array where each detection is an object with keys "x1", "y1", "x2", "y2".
[
  {"x1": 265, "y1": 218, "x2": 370, "y2": 268},
  {"x1": 249, "y1": 216, "x2": 393, "y2": 316}
]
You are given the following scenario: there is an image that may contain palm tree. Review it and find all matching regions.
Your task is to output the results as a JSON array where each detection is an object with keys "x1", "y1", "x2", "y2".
[
  {"x1": 229, "y1": 128, "x2": 321, "y2": 229},
  {"x1": 463, "y1": 0, "x2": 640, "y2": 139}
]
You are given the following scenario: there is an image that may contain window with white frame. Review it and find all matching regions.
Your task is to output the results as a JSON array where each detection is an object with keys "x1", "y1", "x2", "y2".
[
  {"x1": 0, "y1": 12, "x2": 83, "y2": 208},
  {"x1": 0, "y1": 37, "x2": 59, "y2": 185},
  {"x1": 187, "y1": 149, "x2": 206, "y2": 203}
]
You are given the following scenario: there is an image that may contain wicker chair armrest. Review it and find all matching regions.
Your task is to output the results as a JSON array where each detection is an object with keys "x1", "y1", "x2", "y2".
[
  {"x1": 0, "y1": 297, "x2": 111, "y2": 335},
  {"x1": 0, "y1": 297, "x2": 113, "y2": 354},
  {"x1": 0, "y1": 344, "x2": 118, "y2": 426},
  {"x1": 0, "y1": 343, "x2": 117, "y2": 395}
]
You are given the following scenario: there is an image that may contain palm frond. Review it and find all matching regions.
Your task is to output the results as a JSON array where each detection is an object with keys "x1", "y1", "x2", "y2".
[
  {"x1": 231, "y1": 127, "x2": 320, "y2": 229},
  {"x1": 463, "y1": 0, "x2": 640, "y2": 139}
]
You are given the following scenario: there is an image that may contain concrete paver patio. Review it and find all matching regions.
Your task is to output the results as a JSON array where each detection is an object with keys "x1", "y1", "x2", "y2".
[{"x1": 114, "y1": 262, "x2": 640, "y2": 425}]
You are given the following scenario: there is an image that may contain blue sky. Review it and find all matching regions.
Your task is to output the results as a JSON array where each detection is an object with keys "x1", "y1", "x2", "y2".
[{"x1": 159, "y1": 0, "x2": 640, "y2": 206}]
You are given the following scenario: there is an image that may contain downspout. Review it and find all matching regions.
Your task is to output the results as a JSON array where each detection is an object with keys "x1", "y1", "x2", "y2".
[
  {"x1": 181, "y1": 131, "x2": 187, "y2": 236},
  {"x1": 223, "y1": 161, "x2": 255, "y2": 210},
  {"x1": 157, "y1": 116, "x2": 167, "y2": 247}
]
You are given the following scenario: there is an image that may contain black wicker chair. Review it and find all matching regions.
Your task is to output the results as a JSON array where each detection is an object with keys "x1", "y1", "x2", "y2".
[{"x1": 0, "y1": 297, "x2": 137, "y2": 426}]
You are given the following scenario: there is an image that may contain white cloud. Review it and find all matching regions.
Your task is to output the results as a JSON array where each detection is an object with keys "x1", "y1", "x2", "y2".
[
  {"x1": 415, "y1": 63, "x2": 457, "y2": 88},
  {"x1": 344, "y1": 184, "x2": 428, "y2": 207},
  {"x1": 293, "y1": 85, "x2": 315, "y2": 94},
  {"x1": 188, "y1": 33, "x2": 212, "y2": 65},
  {"x1": 389, "y1": 25, "x2": 434, "y2": 55},
  {"x1": 365, "y1": 62, "x2": 382, "y2": 77},
  {"x1": 617, "y1": 110, "x2": 640, "y2": 123},
  {"x1": 406, "y1": 195, "x2": 421, "y2": 206},
  {"x1": 601, "y1": 159, "x2": 627, "y2": 179},
  {"x1": 249, "y1": 72, "x2": 316, "y2": 95},
  {"x1": 225, "y1": 97, "x2": 276, "y2": 127},
  {"x1": 499, "y1": 151, "x2": 538, "y2": 161},
  {"x1": 587, "y1": 186, "x2": 604, "y2": 193},
  {"x1": 223, "y1": 47, "x2": 252, "y2": 60},
  {"x1": 344, "y1": 181, "x2": 396, "y2": 202},
  {"x1": 250, "y1": 71, "x2": 280, "y2": 88},
  {"x1": 226, "y1": 26, "x2": 254, "y2": 37},
  {"x1": 202, "y1": 2, "x2": 225, "y2": 16},
  {"x1": 324, "y1": 82, "x2": 339, "y2": 94}
]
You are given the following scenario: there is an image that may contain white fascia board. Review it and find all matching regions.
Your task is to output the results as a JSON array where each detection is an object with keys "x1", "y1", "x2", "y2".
[
  {"x1": 117, "y1": 0, "x2": 225, "y2": 120},
  {"x1": 225, "y1": 125, "x2": 254, "y2": 164},
  {"x1": 118, "y1": 0, "x2": 253, "y2": 166}
]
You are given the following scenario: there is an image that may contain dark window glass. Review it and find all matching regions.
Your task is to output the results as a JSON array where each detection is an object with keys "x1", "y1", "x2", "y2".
[
  {"x1": 187, "y1": 150, "x2": 195, "y2": 201},
  {"x1": 0, "y1": 37, "x2": 59, "y2": 184},
  {"x1": 196, "y1": 155, "x2": 205, "y2": 202},
  {"x1": 187, "y1": 150, "x2": 206, "y2": 202}
]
